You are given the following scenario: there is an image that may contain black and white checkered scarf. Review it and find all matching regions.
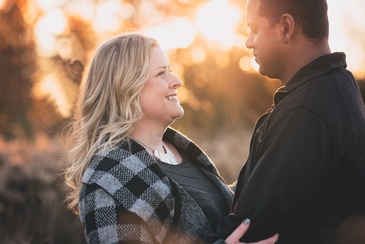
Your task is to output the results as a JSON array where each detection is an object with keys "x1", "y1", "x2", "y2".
[{"x1": 79, "y1": 127, "x2": 233, "y2": 243}]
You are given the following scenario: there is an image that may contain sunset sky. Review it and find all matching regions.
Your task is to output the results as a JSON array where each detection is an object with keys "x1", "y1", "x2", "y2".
[
  {"x1": 30, "y1": 0, "x2": 365, "y2": 77},
  {"x1": 6, "y1": 0, "x2": 363, "y2": 117}
]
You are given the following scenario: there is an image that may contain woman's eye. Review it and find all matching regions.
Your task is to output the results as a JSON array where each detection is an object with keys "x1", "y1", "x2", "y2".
[{"x1": 157, "y1": 71, "x2": 166, "y2": 77}]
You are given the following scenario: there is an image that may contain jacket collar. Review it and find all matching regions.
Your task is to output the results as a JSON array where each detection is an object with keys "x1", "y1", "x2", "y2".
[{"x1": 273, "y1": 52, "x2": 347, "y2": 105}]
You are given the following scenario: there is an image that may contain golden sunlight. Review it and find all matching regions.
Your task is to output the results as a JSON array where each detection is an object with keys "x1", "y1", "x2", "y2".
[
  {"x1": 29, "y1": 0, "x2": 365, "y2": 118},
  {"x1": 144, "y1": 18, "x2": 196, "y2": 50},
  {"x1": 33, "y1": 75, "x2": 72, "y2": 117},
  {"x1": 65, "y1": 1, "x2": 95, "y2": 21},
  {"x1": 92, "y1": 1, "x2": 124, "y2": 33},
  {"x1": 36, "y1": 0, "x2": 65, "y2": 11},
  {"x1": 34, "y1": 9, "x2": 67, "y2": 57},
  {"x1": 195, "y1": 0, "x2": 241, "y2": 49},
  {"x1": 239, "y1": 56, "x2": 253, "y2": 72},
  {"x1": 328, "y1": 0, "x2": 365, "y2": 78},
  {"x1": 0, "y1": 0, "x2": 5, "y2": 10},
  {"x1": 190, "y1": 47, "x2": 207, "y2": 63}
]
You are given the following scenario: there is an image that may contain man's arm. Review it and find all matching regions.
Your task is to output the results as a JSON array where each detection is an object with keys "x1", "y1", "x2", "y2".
[{"x1": 211, "y1": 107, "x2": 334, "y2": 242}]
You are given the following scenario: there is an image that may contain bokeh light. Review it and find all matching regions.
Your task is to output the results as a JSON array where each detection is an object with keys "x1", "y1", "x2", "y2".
[
  {"x1": 196, "y1": 0, "x2": 241, "y2": 49},
  {"x1": 144, "y1": 18, "x2": 196, "y2": 50},
  {"x1": 92, "y1": 1, "x2": 125, "y2": 33},
  {"x1": 34, "y1": 9, "x2": 67, "y2": 57},
  {"x1": 0, "y1": 0, "x2": 6, "y2": 10},
  {"x1": 33, "y1": 75, "x2": 71, "y2": 117},
  {"x1": 36, "y1": 0, "x2": 65, "y2": 11},
  {"x1": 328, "y1": 0, "x2": 365, "y2": 78},
  {"x1": 23, "y1": 0, "x2": 365, "y2": 117}
]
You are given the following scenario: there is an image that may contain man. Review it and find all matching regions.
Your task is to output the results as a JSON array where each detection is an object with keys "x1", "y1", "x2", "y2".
[{"x1": 208, "y1": 0, "x2": 365, "y2": 243}]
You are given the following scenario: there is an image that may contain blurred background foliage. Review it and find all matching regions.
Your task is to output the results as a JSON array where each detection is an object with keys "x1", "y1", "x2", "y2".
[{"x1": 0, "y1": 0, "x2": 364, "y2": 243}]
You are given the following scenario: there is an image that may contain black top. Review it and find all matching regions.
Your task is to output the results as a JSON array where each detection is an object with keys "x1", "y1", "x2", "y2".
[
  {"x1": 159, "y1": 148, "x2": 229, "y2": 231},
  {"x1": 209, "y1": 53, "x2": 365, "y2": 243}
]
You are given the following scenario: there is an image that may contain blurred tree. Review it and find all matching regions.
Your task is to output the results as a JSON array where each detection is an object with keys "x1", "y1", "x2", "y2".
[
  {"x1": 0, "y1": 0, "x2": 37, "y2": 139},
  {"x1": 0, "y1": 0, "x2": 271, "y2": 140},
  {"x1": 171, "y1": 45, "x2": 281, "y2": 136},
  {"x1": 0, "y1": 136, "x2": 86, "y2": 243}
]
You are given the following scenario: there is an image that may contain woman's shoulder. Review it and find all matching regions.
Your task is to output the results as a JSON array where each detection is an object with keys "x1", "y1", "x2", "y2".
[{"x1": 81, "y1": 139, "x2": 172, "y2": 200}]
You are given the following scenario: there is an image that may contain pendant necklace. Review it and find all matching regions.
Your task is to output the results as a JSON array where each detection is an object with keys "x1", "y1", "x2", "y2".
[{"x1": 131, "y1": 138, "x2": 179, "y2": 165}]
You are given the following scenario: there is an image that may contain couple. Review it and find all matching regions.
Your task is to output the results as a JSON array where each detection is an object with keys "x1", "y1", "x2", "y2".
[{"x1": 64, "y1": 0, "x2": 365, "y2": 243}]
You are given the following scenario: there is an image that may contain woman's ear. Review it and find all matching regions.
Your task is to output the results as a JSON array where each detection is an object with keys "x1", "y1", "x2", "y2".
[{"x1": 280, "y1": 13, "x2": 295, "y2": 43}]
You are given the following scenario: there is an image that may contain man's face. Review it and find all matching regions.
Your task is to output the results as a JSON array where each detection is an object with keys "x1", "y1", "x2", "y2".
[{"x1": 245, "y1": 0, "x2": 286, "y2": 79}]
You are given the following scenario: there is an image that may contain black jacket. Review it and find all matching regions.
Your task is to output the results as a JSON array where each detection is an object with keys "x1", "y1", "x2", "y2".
[{"x1": 210, "y1": 53, "x2": 365, "y2": 243}]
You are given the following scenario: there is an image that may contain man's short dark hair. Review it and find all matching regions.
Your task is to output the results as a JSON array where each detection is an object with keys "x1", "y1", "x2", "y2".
[{"x1": 257, "y1": 0, "x2": 329, "y2": 41}]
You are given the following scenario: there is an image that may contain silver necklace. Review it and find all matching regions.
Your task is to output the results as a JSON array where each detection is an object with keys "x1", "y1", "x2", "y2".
[{"x1": 131, "y1": 138, "x2": 179, "y2": 165}]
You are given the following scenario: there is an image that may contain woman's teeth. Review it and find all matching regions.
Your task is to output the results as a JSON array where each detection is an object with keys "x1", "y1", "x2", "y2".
[{"x1": 166, "y1": 95, "x2": 176, "y2": 100}]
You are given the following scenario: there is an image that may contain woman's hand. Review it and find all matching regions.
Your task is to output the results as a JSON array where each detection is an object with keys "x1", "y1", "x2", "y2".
[{"x1": 225, "y1": 219, "x2": 279, "y2": 244}]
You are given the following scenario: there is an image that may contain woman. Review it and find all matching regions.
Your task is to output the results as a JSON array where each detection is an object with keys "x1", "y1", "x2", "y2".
[{"x1": 64, "y1": 33, "x2": 278, "y2": 244}]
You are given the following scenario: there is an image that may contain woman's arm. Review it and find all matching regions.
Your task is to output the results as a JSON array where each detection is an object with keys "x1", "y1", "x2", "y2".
[{"x1": 80, "y1": 184, "x2": 157, "y2": 243}]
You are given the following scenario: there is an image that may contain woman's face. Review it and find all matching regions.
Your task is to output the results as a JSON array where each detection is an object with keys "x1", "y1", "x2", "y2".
[{"x1": 139, "y1": 46, "x2": 184, "y2": 127}]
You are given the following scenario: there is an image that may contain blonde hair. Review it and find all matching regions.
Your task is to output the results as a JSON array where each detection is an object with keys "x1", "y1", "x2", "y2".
[{"x1": 64, "y1": 33, "x2": 158, "y2": 213}]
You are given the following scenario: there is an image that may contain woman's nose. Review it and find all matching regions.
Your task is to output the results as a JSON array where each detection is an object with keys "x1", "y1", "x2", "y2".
[{"x1": 169, "y1": 73, "x2": 183, "y2": 88}]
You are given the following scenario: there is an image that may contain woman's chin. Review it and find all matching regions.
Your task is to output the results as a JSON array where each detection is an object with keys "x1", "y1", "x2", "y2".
[{"x1": 169, "y1": 109, "x2": 184, "y2": 123}]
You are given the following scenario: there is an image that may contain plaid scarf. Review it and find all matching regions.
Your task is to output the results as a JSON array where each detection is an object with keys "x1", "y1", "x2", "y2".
[{"x1": 79, "y1": 127, "x2": 233, "y2": 244}]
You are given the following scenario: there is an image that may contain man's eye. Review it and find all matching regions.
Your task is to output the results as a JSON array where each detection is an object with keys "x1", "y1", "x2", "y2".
[{"x1": 251, "y1": 28, "x2": 258, "y2": 34}]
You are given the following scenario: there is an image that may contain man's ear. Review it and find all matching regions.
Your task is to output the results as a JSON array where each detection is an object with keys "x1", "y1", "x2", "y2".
[{"x1": 280, "y1": 13, "x2": 295, "y2": 43}]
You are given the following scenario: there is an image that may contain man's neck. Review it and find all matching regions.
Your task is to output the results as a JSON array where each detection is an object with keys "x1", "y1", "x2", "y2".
[{"x1": 281, "y1": 40, "x2": 331, "y2": 85}]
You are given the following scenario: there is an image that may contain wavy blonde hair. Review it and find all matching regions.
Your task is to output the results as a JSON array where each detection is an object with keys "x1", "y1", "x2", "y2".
[{"x1": 64, "y1": 33, "x2": 158, "y2": 213}]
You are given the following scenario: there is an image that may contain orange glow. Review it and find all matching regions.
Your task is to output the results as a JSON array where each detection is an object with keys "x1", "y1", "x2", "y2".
[
  {"x1": 178, "y1": 86, "x2": 189, "y2": 104},
  {"x1": 190, "y1": 47, "x2": 206, "y2": 64},
  {"x1": 92, "y1": 1, "x2": 125, "y2": 33},
  {"x1": 33, "y1": 75, "x2": 72, "y2": 117},
  {"x1": 215, "y1": 53, "x2": 230, "y2": 68},
  {"x1": 239, "y1": 57, "x2": 259, "y2": 72},
  {"x1": 29, "y1": 0, "x2": 365, "y2": 118},
  {"x1": 239, "y1": 56, "x2": 252, "y2": 72},
  {"x1": 195, "y1": 0, "x2": 241, "y2": 49},
  {"x1": 328, "y1": 0, "x2": 365, "y2": 78},
  {"x1": 144, "y1": 18, "x2": 196, "y2": 50},
  {"x1": 0, "y1": 0, "x2": 6, "y2": 10},
  {"x1": 36, "y1": 0, "x2": 65, "y2": 11},
  {"x1": 65, "y1": 2, "x2": 95, "y2": 21},
  {"x1": 250, "y1": 58, "x2": 259, "y2": 72},
  {"x1": 34, "y1": 9, "x2": 67, "y2": 56}
]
